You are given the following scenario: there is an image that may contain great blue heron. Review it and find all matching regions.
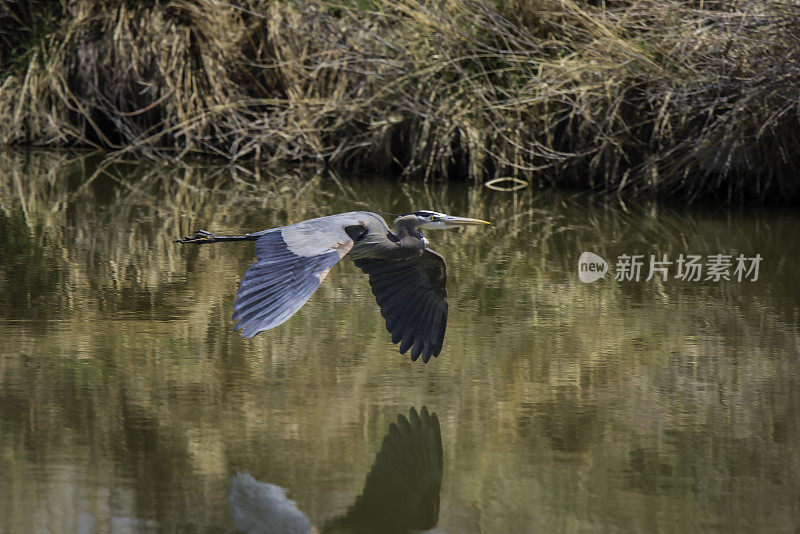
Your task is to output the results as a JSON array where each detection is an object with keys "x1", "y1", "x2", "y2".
[{"x1": 176, "y1": 211, "x2": 489, "y2": 362}]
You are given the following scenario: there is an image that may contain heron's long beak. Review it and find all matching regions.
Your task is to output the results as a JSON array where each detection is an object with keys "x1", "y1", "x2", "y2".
[{"x1": 443, "y1": 215, "x2": 491, "y2": 226}]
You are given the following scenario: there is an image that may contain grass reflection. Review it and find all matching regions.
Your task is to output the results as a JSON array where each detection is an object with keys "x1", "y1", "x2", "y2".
[{"x1": 0, "y1": 151, "x2": 799, "y2": 532}]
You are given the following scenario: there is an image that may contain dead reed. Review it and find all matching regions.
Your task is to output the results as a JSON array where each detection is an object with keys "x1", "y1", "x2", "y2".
[{"x1": 1, "y1": 0, "x2": 799, "y2": 201}]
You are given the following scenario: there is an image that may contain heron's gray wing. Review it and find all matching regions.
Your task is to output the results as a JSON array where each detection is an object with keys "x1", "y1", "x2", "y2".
[
  {"x1": 353, "y1": 249, "x2": 447, "y2": 362},
  {"x1": 322, "y1": 407, "x2": 443, "y2": 533},
  {"x1": 227, "y1": 473, "x2": 312, "y2": 534},
  {"x1": 232, "y1": 225, "x2": 354, "y2": 338}
]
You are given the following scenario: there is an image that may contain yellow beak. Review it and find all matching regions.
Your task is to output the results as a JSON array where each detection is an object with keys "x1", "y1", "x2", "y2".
[{"x1": 445, "y1": 216, "x2": 491, "y2": 226}]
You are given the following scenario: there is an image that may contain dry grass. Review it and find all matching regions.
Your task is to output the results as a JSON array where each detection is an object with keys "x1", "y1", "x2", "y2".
[{"x1": 1, "y1": 0, "x2": 799, "y2": 201}]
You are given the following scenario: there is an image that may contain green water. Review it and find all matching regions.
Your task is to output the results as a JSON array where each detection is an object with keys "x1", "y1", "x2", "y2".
[{"x1": 0, "y1": 151, "x2": 798, "y2": 533}]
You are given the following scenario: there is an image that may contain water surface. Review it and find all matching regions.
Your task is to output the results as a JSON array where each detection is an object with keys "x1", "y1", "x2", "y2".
[{"x1": 1, "y1": 151, "x2": 798, "y2": 532}]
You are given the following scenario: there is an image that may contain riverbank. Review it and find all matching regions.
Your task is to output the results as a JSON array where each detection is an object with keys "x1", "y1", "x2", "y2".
[{"x1": 2, "y1": 0, "x2": 799, "y2": 201}]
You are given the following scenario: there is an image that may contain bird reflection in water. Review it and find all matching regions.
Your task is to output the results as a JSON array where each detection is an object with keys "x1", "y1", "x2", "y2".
[{"x1": 228, "y1": 407, "x2": 444, "y2": 534}]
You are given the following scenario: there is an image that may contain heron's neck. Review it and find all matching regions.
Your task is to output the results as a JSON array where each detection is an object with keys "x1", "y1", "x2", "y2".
[{"x1": 393, "y1": 216, "x2": 426, "y2": 251}]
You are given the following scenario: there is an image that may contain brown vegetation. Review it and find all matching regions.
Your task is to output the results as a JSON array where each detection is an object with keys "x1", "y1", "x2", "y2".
[{"x1": 1, "y1": 0, "x2": 800, "y2": 201}]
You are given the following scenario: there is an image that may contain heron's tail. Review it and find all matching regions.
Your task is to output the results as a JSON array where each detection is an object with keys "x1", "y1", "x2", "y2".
[{"x1": 175, "y1": 230, "x2": 260, "y2": 244}]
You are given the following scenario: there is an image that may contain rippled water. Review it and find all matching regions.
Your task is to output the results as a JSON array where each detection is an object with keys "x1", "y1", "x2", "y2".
[{"x1": 1, "y1": 151, "x2": 798, "y2": 532}]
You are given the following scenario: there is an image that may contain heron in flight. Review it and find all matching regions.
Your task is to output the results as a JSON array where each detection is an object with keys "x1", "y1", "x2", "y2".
[{"x1": 176, "y1": 211, "x2": 489, "y2": 362}]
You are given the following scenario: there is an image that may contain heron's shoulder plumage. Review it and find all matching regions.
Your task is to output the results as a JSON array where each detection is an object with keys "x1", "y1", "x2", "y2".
[{"x1": 267, "y1": 212, "x2": 385, "y2": 255}]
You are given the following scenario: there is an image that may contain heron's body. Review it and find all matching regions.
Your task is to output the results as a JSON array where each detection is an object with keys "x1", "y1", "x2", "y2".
[{"x1": 177, "y1": 210, "x2": 488, "y2": 362}]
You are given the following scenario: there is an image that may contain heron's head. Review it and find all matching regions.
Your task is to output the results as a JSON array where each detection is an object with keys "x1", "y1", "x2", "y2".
[{"x1": 411, "y1": 210, "x2": 491, "y2": 230}]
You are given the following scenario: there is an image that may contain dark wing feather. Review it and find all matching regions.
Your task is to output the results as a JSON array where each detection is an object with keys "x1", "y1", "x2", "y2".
[
  {"x1": 354, "y1": 249, "x2": 448, "y2": 362},
  {"x1": 321, "y1": 407, "x2": 444, "y2": 533},
  {"x1": 232, "y1": 230, "x2": 351, "y2": 338}
]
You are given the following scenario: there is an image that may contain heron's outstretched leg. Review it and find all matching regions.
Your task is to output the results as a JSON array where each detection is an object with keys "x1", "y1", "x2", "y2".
[{"x1": 176, "y1": 230, "x2": 260, "y2": 244}]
